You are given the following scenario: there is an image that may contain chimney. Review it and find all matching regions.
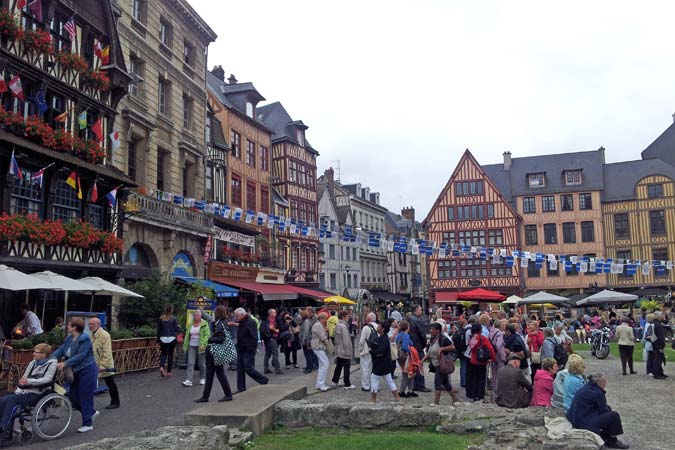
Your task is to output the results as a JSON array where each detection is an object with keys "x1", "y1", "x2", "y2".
[
  {"x1": 325, "y1": 168, "x2": 335, "y2": 196},
  {"x1": 401, "y1": 206, "x2": 415, "y2": 222},
  {"x1": 598, "y1": 146, "x2": 605, "y2": 164},
  {"x1": 503, "y1": 151, "x2": 512, "y2": 170},
  {"x1": 227, "y1": 74, "x2": 238, "y2": 85},
  {"x1": 672, "y1": 112, "x2": 675, "y2": 123},
  {"x1": 211, "y1": 65, "x2": 225, "y2": 81}
]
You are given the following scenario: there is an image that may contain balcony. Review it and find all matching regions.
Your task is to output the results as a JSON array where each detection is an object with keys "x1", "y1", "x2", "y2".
[
  {"x1": 285, "y1": 269, "x2": 317, "y2": 283},
  {"x1": 125, "y1": 192, "x2": 213, "y2": 235}
]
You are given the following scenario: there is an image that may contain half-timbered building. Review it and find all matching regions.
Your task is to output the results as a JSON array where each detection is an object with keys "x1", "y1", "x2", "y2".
[
  {"x1": 423, "y1": 150, "x2": 522, "y2": 303},
  {"x1": 0, "y1": 0, "x2": 132, "y2": 330},
  {"x1": 258, "y1": 101, "x2": 319, "y2": 286}
]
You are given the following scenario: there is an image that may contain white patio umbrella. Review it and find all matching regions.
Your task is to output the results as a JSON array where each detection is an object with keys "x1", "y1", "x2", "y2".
[
  {"x1": 576, "y1": 289, "x2": 638, "y2": 306},
  {"x1": 30, "y1": 271, "x2": 96, "y2": 319},
  {"x1": 78, "y1": 277, "x2": 144, "y2": 311},
  {"x1": 502, "y1": 295, "x2": 522, "y2": 305},
  {"x1": 519, "y1": 291, "x2": 570, "y2": 305},
  {"x1": 0, "y1": 265, "x2": 52, "y2": 291}
]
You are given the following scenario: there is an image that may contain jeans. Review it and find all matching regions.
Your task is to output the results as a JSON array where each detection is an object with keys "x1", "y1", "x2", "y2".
[
  {"x1": 646, "y1": 350, "x2": 655, "y2": 375},
  {"x1": 0, "y1": 392, "x2": 41, "y2": 430},
  {"x1": 186, "y1": 346, "x2": 206, "y2": 381},
  {"x1": 264, "y1": 339, "x2": 280, "y2": 370},
  {"x1": 102, "y1": 375, "x2": 120, "y2": 406},
  {"x1": 202, "y1": 350, "x2": 232, "y2": 399},
  {"x1": 359, "y1": 353, "x2": 372, "y2": 389},
  {"x1": 370, "y1": 373, "x2": 397, "y2": 393},
  {"x1": 315, "y1": 349, "x2": 329, "y2": 389},
  {"x1": 236, "y1": 349, "x2": 268, "y2": 392},
  {"x1": 283, "y1": 342, "x2": 298, "y2": 367},
  {"x1": 459, "y1": 356, "x2": 468, "y2": 388},
  {"x1": 332, "y1": 357, "x2": 351, "y2": 386},
  {"x1": 302, "y1": 345, "x2": 313, "y2": 371},
  {"x1": 160, "y1": 341, "x2": 176, "y2": 373},
  {"x1": 70, "y1": 363, "x2": 97, "y2": 427}
]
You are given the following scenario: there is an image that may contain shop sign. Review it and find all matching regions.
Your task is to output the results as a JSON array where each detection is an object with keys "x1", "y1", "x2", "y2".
[
  {"x1": 214, "y1": 228, "x2": 255, "y2": 248},
  {"x1": 208, "y1": 261, "x2": 258, "y2": 282}
]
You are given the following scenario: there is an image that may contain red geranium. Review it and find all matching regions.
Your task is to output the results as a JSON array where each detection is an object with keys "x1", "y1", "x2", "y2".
[
  {"x1": 83, "y1": 70, "x2": 110, "y2": 92},
  {"x1": 55, "y1": 51, "x2": 89, "y2": 73},
  {"x1": 21, "y1": 28, "x2": 54, "y2": 55}
]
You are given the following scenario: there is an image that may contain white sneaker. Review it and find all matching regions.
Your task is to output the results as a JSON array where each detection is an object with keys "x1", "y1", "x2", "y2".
[
  {"x1": 199, "y1": 379, "x2": 206, "y2": 385},
  {"x1": 344, "y1": 385, "x2": 357, "y2": 390},
  {"x1": 77, "y1": 426, "x2": 93, "y2": 433},
  {"x1": 329, "y1": 382, "x2": 340, "y2": 387},
  {"x1": 92, "y1": 410, "x2": 100, "y2": 421},
  {"x1": 182, "y1": 380, "x2": 193, "y2": 387},
  {"x1": 317, "y1": 386, "x2": 329, "y2": 392}
]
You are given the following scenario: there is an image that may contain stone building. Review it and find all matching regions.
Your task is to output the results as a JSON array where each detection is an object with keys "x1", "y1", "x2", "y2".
[
  {"x1": 384, "y1": 207, "x2": 423, "y2": 305},
  {"x1": 113, "y1": 0, "x2": 217, "y2": 279}
]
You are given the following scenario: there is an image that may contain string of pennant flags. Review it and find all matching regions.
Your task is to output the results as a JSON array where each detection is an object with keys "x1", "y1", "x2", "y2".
[{"x1": 147, "y1": 188, "x2": 674, "y2": 277}]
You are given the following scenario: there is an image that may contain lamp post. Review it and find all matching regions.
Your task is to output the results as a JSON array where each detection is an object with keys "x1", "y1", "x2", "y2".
[{"x1": 343, "y1": 264, "x2": 351, "y2": 298}]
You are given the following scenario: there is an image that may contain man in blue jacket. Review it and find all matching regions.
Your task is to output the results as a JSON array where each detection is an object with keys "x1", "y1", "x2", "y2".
[{"x1": 566, "y1": 372, "x2": 629, "y2": 449}]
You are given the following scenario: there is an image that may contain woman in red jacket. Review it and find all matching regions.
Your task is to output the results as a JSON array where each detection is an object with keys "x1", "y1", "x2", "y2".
[
  {"x1": 466, "y1": 323, "x2": 496, "y2": 401},
  {"x1": 531, "y1": 357, "x2": 558, "y2": 407},
  {"x1": 526, "y1": 321, "x2": 545, "y2": 383}
]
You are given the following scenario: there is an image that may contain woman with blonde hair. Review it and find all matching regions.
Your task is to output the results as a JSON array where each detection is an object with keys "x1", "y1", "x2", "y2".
[
  {"x1": 311, "y1": 312, "x2": 330, "y2": 391},
  {"x1": 563, "y1": 353, "x2": 586, "y2": 412},
  {"x1": 552, "y1": 353, "x2": 584, "y2": 409}
]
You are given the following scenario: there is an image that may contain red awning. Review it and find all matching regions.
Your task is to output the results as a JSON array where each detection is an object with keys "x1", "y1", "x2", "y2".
[
  {"x1": 282, "y1": 285, "x2": 330, "y2": 299},
  {"x1": 218, "y1": 280, "x2": 298, "y2": 301},
  {"x1": 457, "y1": 288, "x2": 506, "y2": 302},
  {"x1": 435, "y1": 292, "x2": 460, "y2": 302}
]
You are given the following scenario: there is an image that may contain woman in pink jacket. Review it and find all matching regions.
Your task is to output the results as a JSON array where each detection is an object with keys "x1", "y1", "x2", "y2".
[{"x1": 531, "y1": 357, "x2": 558, "y2": 407}]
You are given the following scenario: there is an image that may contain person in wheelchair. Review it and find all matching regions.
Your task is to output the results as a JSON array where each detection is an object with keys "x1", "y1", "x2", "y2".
[{"x1": 0, "y1": 343, "x2": 56, "y2": 443}]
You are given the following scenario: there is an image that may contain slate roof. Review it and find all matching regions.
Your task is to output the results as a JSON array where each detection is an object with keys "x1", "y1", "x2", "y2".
[
  {"x1": 257, "y1": 102, "x2": 318, "y2": 154},
  {"x1": 602, "y1": 159, "x2": 675, "y2": 202},
  {"x1": 642, "y1": 121, "x2": 675, "y2": 167},
  {"x1": 271, "y1": 186, "x2": 289, "y2": 207},
  {"x1": 385, "y1": 211, "x2": 421, "y2": 233},
  {"x1": 206, "y1": 71, "x2": 234, "y2": 109},
  {"x1": 206, "y1": 72, "x2": 271, "y2": 132},
  {"x1": 336, "y1": 206, "x2": 353, "y2": 225},
  {"x1": 482, "y1": 164, "x2": 515, "y2": 204}
]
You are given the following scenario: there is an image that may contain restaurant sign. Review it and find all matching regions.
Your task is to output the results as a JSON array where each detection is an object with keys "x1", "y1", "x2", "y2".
[
  {"x1": 208, "y1": 261, "x2": 258, "y2": 282},
  {"x1": 214, "y1": 228, "x2": 255, "y2": 248}
]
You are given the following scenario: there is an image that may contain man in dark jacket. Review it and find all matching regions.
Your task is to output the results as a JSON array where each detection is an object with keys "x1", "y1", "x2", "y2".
[
  {"x1": 234, "y1": 308, "x2": 268, "y2": 392},
  {"x1": 495, "y1": 354, "x2": 531, "y2": 408},
  {"x1": 409, "y1": 306, "x2": 430, "y2": 392},
  {"x1": 566, "y1": 373, "x2": 629, "y2": 449},
  {"x1": 652, "y1": 312, "x2": 667, "y2": 379}
]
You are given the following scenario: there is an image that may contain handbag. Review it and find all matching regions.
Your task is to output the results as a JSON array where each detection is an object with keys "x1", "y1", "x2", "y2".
[
  {"x1": 438, "y1": 351, "x2": 456, "y2": 375},
  {"x1": 325, "y1": 339, "x2": 335, "y2": 355},
  {"x1": 209, "y1": 329, "x2": 237, "y2": 366},
  {"x1": 476, "y1": 345, "x2": 491, "y2": 363},
  {"x1": 390, "y1": 341, "x2": 398, "y2": 361},
  {"x1": 61, "y1": 366, "x2": 75, "y2": 384},
  {"x1": 531, "y1": 351, "x2": 541, "y2": 364}
]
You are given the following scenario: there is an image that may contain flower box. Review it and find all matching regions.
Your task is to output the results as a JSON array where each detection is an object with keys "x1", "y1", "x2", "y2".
[{"x1": 10, "y1": 348, "x2": 33, "y2": 365}]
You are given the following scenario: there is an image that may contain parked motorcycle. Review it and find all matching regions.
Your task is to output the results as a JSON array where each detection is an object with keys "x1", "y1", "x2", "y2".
[{"x1": 589, "y1": 327, "x2": 611, "y2": 359}]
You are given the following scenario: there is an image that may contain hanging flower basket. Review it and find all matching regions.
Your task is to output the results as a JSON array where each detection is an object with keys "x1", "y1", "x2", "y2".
[
  {"x1": 0, "y1": 8, "x2": 20, "y2": 40},
  {"x1": 24, "y1": 115, "x2": 56, "y2": 147},
  {"x1": 55, "y1": 51, "x2": 89, "y2": 73},
  {"x1": 21, "y1": 28, "x2": 54, "y2": 55},
  {"x1": 83, "y1": 70, "x2": 110, "y2": 92}
]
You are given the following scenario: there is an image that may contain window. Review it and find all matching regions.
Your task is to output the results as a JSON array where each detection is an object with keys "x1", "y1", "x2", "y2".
[
  {"x1": 650, "y1": 210, "x2": 666, "y2": 236},
  {"x1": 182, "y1": 162, "x2": 194, "y2": 197},
  {"x1": 581, "y1": 221, "x2": 595, "y2": 242},
  {"x1": 156, "y1": 149, "x2": 168, "y2": 191},
  {"x1": 330, "y1": 273, "x2": 336, "y2": 290},
  {"x1": 528, "y1": 173, "x2": 545, "y2": 187},
  {"x1": 128, "y1": 55, "x2": 144, "y2": 97},
  {"x1": 527, "y1": 261, "x2": 540, "y2": 278},
  {"x1": 230, "y1": 130, "x2": 241, "y2": 158},
  {"x1": 456, "y1": 181, "x2": 483, "y2": 196},
  {"x1": 289, "y1": 161, "x2": 297, "y2": 183},
  {"x1": 542, "y1": 196, "x2": 555, "y2": 212},
  {"x1": 561, "y1": 194, "x2": 573, "y2": 211},
  {"x1": 127, "y1": 138, "x2": 138, "y2": 180},
  {"x1": 10, "y1": 167, "x2": 43, "y2": 217},
  {"x1": 231, "y1": 174, "x2": 241, "y2": 206},
  {"x1": 579, "y1": 193, "x2": 592, "y2": 210},
  {"x1": 158, "y1": 78, "x2": 170, "y2": 115},
  {"x1": 487, "y1": 204, "x2": 494, "y2": 218},
  {"x1": 260, "y1": 146, "x2": 269, "y2": 171},
  {"x1": 653, "y1": 248, "x2": 669, "y2": 277},
  {"x1": 159, "y1": 18, "x2": 172, "y2": 47},
  {"x1": 647, "y1": 183, "x2": 664, "y2": 198},
  {"x1": 525, "y1": 225, "x2": 538, "y2": 245},
  {"x1": 88, "y1": 203, "x2": 105, "y2": 230},
  {"x1": 260, "y1": 187, "x2": 269, "y2": 214},
  {"x1": 562, "y1": 222, "x2": 576, "y2": 243},
  {"x1": 470, "y1": 230, "x2": 485, "y2": 246},
  {"x1": 183, "y1": 40, "x2": 195, "y2": 66},
  {"x1": 246, "y1": 140, "x2": 256, "y2": 167},
  {"x1": 616, "y1": 250, "x2": 631, "y2": 278},
  {"x1": 523, "y1": 197, "x2": 536, "y2": 214},
  {"x1": 544, "y1": 223, "x2": 557, "y2": 244},
  {"x1": 614, "y1": 213, "x2": 629, "y2": 239},
  {"x1": 182, "y1": 94, "x2": 192, "y2": 129},
  {"x1": 565, "y1": 170, "x2": 582, "y2": 185},
  {"x1": 297, "y1": 163, "x2": 306, "y2": 186},
  {"x1": 52, "y1": 179, "x2": 81, "y2": 224},
  {"x1": 329, "y1": 244, "x2": 335, "y2": 259},
  {"x1": 446, "y1": 207, "x2": 454, "y2": 220},
  {"x1": 205, "y1": 165, "x2": 214, "y2": 201},
  {"x1": 488, "y1": 229, "x2": 503, "y2": 246},
  {"x1": 131, "y1": 0, "x2": 146, "y2": 24},
  {"x1": 246, "y1": 183, "x2": 256, "y2": 210}
]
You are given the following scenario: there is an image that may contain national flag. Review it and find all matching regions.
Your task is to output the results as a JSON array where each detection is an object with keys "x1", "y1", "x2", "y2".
[
  {"x1": 100, "y1": 45, "x2": 110, "y2": 65},
  {"x1": 9, "y1": 149, "x2": 22, "y2": 180},
  {"x1": 65, "y1": 171, "x2": 82, "y2": 199},
  {"x1": 90, "y1": 180, "x2": 98, "y2": 202},
  {"x1": 28, "y1": 0, "x2": 42, "y2": 22},
  {"x1": 78, "y1": 111, "x2": 87, "y2": 129},
  {"x1": 30, "y1": 164, "x2": 52, "y2": 188},
  {"x1": 32, "y1": 83, "x2": 48, "y2": 113},
  {"x1": 106, "y1": 187, "x2": 118, "y2": 207},
  {"x1": 8, "y1": 74, "x2": 22, "y2": 100},
  {"x1": 91, "y1": 117, "x2": 103, "y2": 142},
  {"x1": 54, "y1": 109, "x2": 69, "y2": 122},
  {"x1": 0, "y1": 79, "x2": 7, "y2": 94},
  {"x1": 16, "y1": 0, "x2": 27, "y2": 9},
  {"x1": 109, "y1": 129, "x2": 120, "y2": 152},
  {"x1": 63, "y1": 16, "x2": 76, "y2": 40},
  {"x1": 93, "y1": 39, "x2": 102, "y2": 59}
]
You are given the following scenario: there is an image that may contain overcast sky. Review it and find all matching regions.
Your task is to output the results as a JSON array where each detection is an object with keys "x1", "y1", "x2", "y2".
[{"x1": 190, "y1": 0, "x2": 675, "y2": 220}]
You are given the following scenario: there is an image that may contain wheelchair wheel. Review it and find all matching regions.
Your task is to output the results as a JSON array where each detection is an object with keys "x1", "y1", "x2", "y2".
[
  {"x1": 17, "y1": 429, "x2": 33, "y2": 446},
  {"x1": 30, "y1": 393, "x2": 72, "y2": 440}
]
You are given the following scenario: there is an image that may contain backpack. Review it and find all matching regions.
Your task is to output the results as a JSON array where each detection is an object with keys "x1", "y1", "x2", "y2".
[
  {"x1": 546, "y1": 337, "x2": 568, "y2": 368},
  {"x1": 260, "y1": 321, "x2": 271, "y2": 341},
  {"x1": 451, "y1": 328, "x2": 467, "y2": 356},
  {"x1": 366, "y1": 324, "x2": 380, "y2": 352}
]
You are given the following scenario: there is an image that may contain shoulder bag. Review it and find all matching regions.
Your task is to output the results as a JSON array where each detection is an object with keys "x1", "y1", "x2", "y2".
[
  {"x1": 208, "y1": 322, "x2": 237, "y2": 366},
  {"x1": 438, "y1": 337, "x2": 456, "y2": 375}
]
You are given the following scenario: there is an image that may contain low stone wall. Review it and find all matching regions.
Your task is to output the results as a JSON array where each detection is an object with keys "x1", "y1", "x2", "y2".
[{"x1": 275, "y1": 400, "x2": 603, "y2": 450}]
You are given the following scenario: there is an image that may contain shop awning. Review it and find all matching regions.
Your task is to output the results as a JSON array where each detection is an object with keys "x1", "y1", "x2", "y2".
[
  {"x1": 457, "y1": 288, "x2": 506, "y2": 302},
  {"x1": 283, "y1": 285, "x2": 330, "y2": 299},
  {"x1": 220, "y1": 280, "x2": 298, "y2": 301},
  {"x1": 435, "y1": 292, "x2": 460, "y2": 303},
  {"x1": 175, "y1": 277, "x2": 239, "y2": 298},
  {"x1": 370, "y1": 290, "x2": 409, "y2": 302}
]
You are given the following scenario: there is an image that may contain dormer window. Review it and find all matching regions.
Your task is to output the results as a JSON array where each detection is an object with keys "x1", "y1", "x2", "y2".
[
  {"x1": 296, "y1": 129, "x2": 304, "y2": 146},
  {"x1": 245, "y1": 102, "x2": 253, "y2": 118},
  {"x1": 564, "y1": 169, "x2": 582, "y2": 185},
  {"x1": 528, "y1": 172, "x2": 546, "y2": 188}
]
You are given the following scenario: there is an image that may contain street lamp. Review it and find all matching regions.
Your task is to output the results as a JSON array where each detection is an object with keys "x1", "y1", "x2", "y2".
[{"x1": 343, "y1": 264, "x2": 351, "y2": 298}]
